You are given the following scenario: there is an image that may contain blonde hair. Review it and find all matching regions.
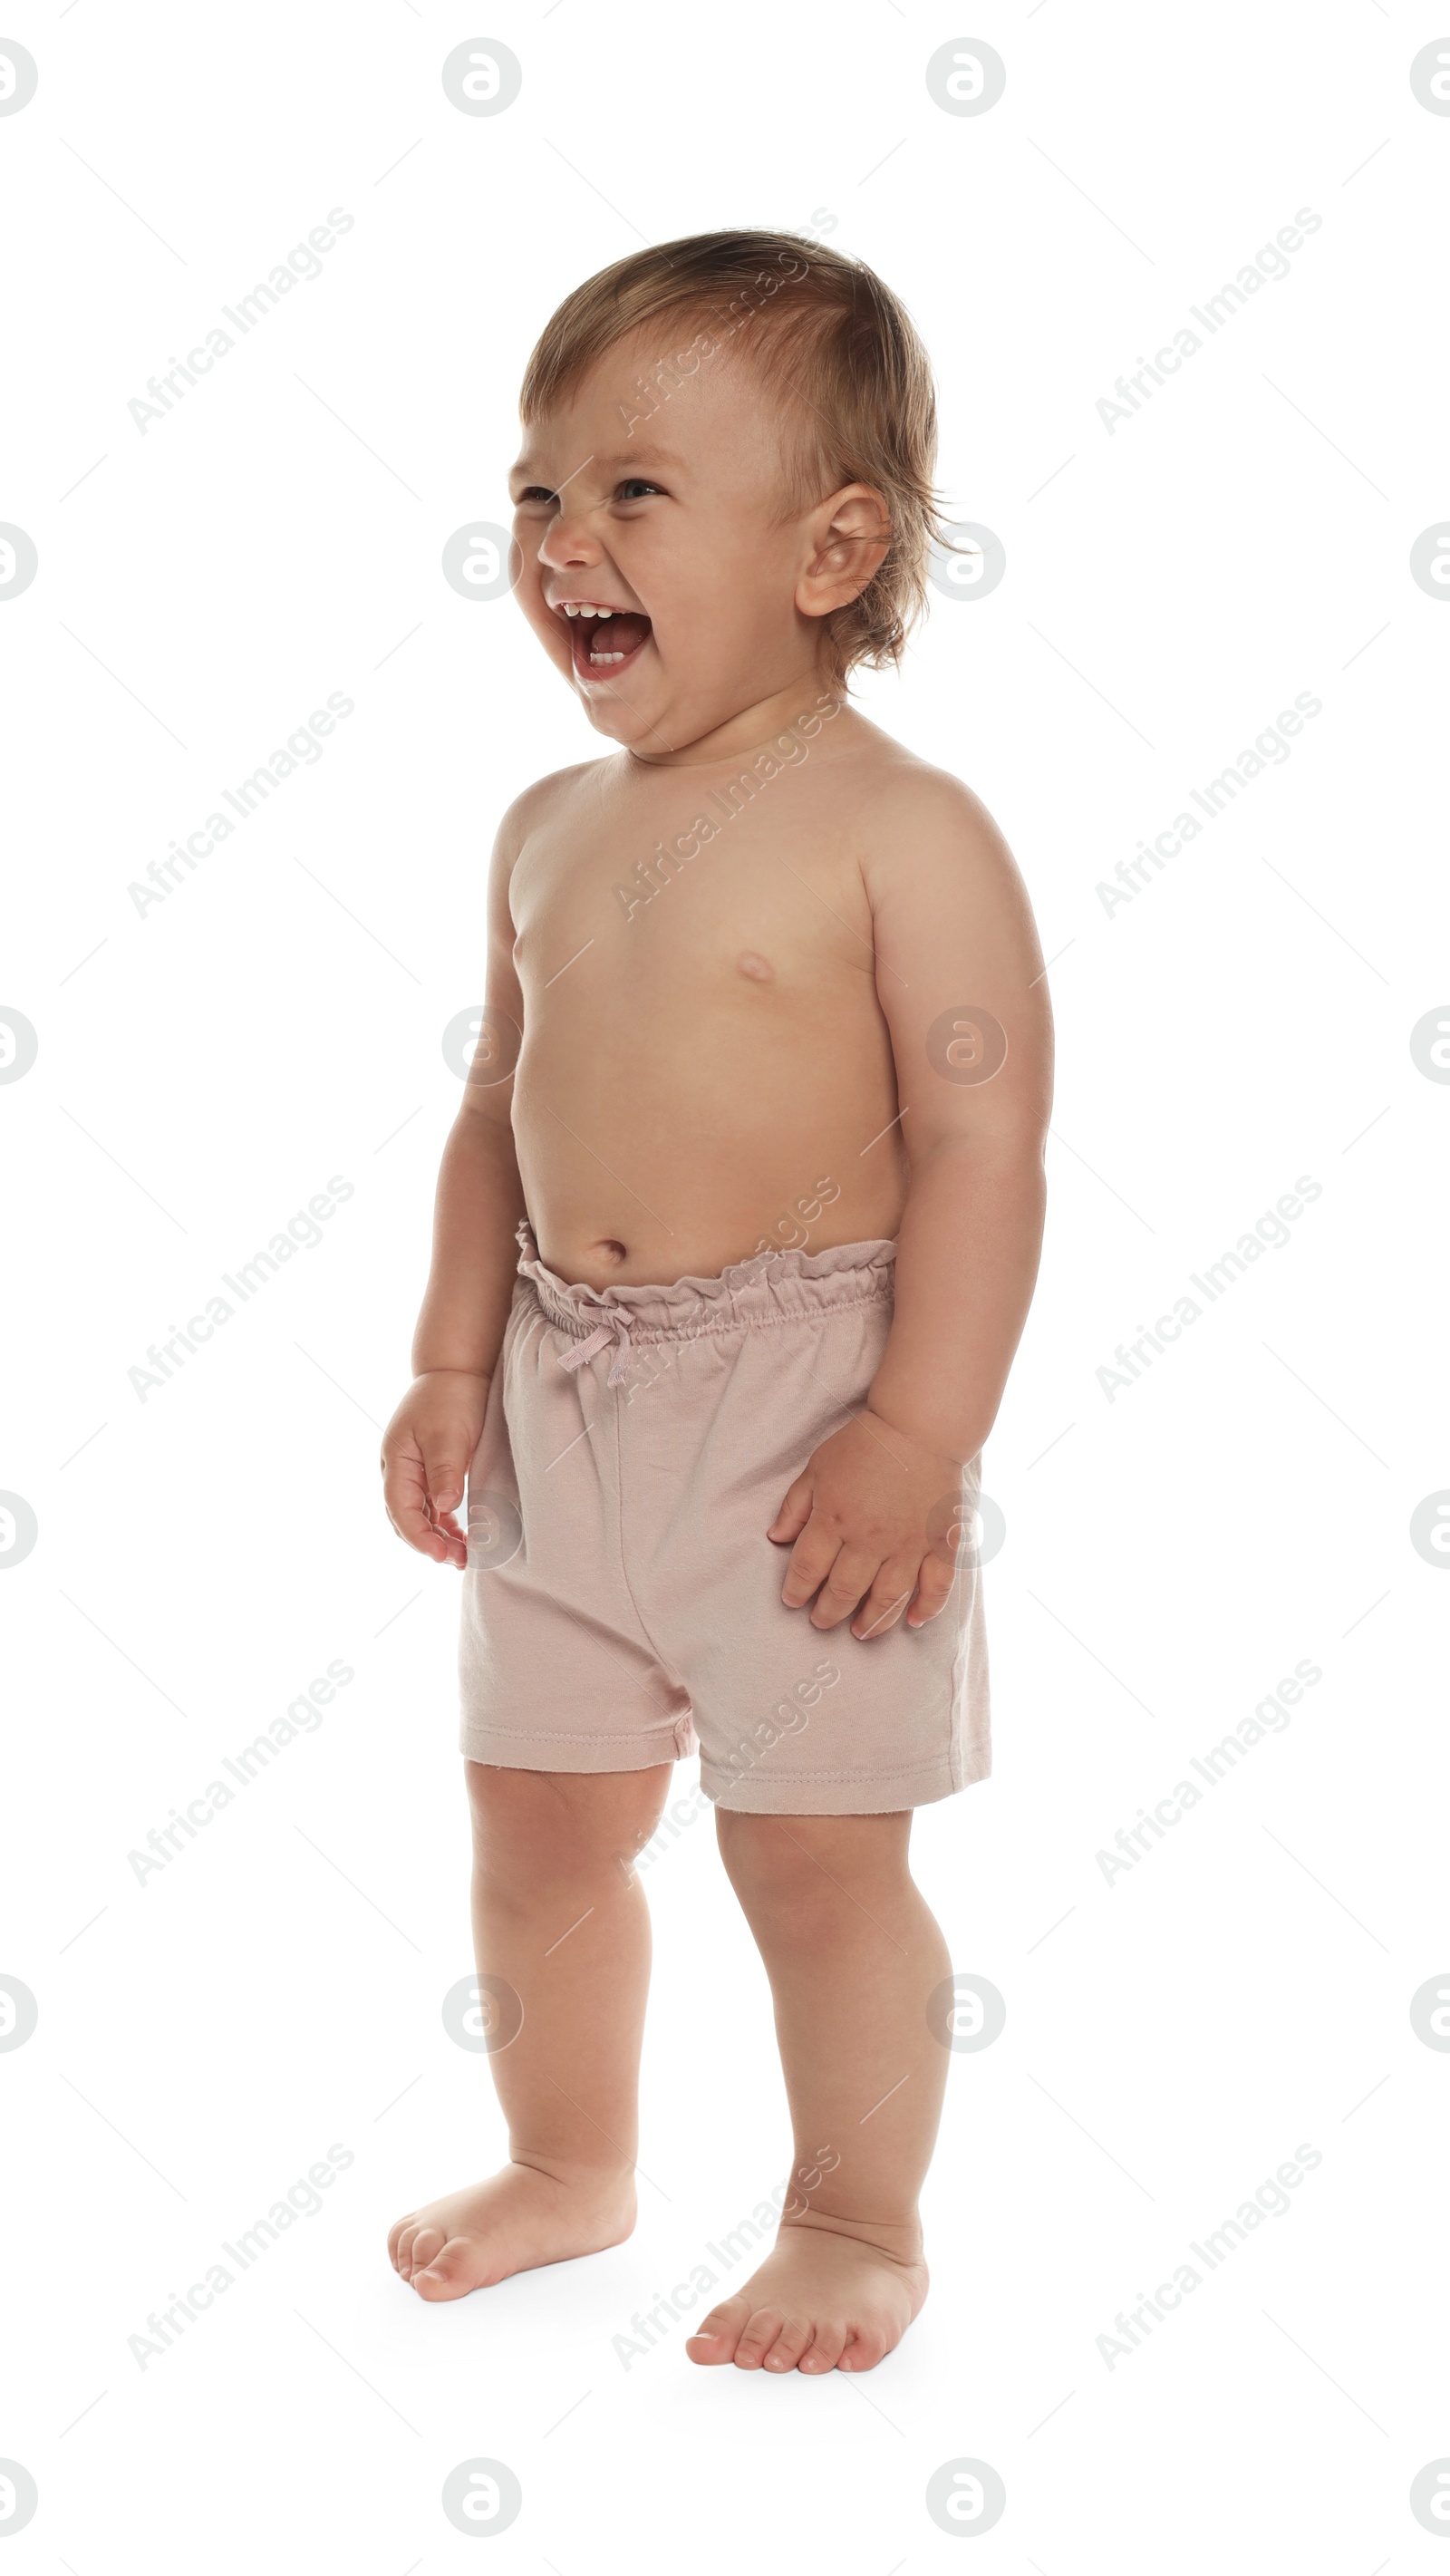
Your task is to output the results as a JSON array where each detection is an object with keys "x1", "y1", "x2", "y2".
[{"x1": 519, "y1": 230, "x2": 946, "y2": 689}]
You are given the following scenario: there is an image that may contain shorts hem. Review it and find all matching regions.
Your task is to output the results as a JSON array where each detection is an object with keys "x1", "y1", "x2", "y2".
[
  {"x1": 459, "y1": 1721, "x2": 686, "y2": 1774},
  {"x1": 702, "y1": 1741, "x2": 991, "y2": 1816}
]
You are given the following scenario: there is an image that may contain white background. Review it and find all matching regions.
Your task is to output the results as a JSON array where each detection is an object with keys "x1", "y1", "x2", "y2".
[{"x1": 4, "y1": 2, "x2": 1449, "y2": 2568}]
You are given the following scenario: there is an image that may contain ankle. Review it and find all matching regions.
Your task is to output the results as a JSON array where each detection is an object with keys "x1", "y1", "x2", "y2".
[
  {"x1": 508, "y1": 2152, "x2": 637, "y2": 2207},
  {"x1": 779, "y1": 2204, "x2": 924, "y2": 2266}
]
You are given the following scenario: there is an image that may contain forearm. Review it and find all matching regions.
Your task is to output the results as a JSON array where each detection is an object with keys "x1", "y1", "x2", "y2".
[
  {"x1": 868, "y1": 1135, "x2": 1046, "y2": 1464},
  {"x1": 411, "y1": 1109, "x2": 527, "y2": 1380}
]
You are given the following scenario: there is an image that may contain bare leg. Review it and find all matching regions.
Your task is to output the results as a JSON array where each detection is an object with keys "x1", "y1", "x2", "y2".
[
  {"x1": 687, "y1": 1810, "x2": 951, "y2": 2373},
  {"x1": 389, "y1": 1760, "x2": 671, "y2": 2301}
]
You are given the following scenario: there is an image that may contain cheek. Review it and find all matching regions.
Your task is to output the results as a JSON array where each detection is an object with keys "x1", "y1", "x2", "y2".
[{"x1": 516, "y1": 584, "x2": 569, "y2": 660}]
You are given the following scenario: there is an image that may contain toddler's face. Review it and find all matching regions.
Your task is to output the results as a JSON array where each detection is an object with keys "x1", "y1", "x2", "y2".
[{"x1": 509, "y1": 326, "x2": 825, "y2": 755}]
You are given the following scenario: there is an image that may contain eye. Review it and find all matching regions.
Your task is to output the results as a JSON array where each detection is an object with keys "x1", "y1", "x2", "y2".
[
  {"x1": 614, "y1": 478, "x2": 663, "y2": 502},
  {"x1": 514, "y1": 484, "x2": 557, "y2": 508}
]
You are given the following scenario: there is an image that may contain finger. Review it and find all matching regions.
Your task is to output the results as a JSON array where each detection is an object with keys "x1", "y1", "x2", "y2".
[
  {"x1": 420, "y1": 1436, "x2": 477, "y2": 1522},
  {"x1": 421, "y1": 1483, "x2": 469, "y2": 1569},
  {"x1": 768, "y1": 1470, "x2": 815, "y2": 1545},
  {"x1": 780, "y1": 1524, "x2": 844, "y2": 1609},
  {"x1": 907, "y1": 1554, "x2": 958, "y2": 1626},
  {"x1": 428, "y1": 1511, "x2": 468, "y2": 1571},
  {"x1": 382, "y1": 1448, "x2": 453, "y2": 1560},
  {"x1": 809, "y1": 1549, "x2": 881, "y2": 1629},
  {"x1": 851, "y1": 1561, "x2": 920, "y2": 1641}
]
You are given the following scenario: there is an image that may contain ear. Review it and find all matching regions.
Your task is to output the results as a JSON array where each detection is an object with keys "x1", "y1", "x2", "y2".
[{"x1": 796, "y1": 484, "x2": 892, "y2": 622}]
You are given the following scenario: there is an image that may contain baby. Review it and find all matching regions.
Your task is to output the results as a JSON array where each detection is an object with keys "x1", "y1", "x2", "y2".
[{"x1": 382, "y1": 230, "x2": 1051, "y2": 2376}]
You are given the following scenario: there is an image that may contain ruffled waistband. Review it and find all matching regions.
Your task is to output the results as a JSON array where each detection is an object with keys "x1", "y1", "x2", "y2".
[{"x1": 515, "y1": 1221, "x2": 895, "y2": 1352}]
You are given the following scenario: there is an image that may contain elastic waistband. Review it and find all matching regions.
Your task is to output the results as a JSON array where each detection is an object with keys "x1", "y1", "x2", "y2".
[{"x1": 516, "y1": 1222, "x2": 895, "y2": 1355}]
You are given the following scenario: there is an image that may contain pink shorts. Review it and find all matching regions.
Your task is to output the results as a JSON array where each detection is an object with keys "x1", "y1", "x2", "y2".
[{"x1": 459, "y1": 1225, "x2": 990, "y2": 1814}]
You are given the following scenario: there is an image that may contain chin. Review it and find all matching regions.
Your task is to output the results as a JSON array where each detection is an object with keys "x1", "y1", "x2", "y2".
[{"x1": 575, "y1": 691, "x2": 665, "y2": 748}]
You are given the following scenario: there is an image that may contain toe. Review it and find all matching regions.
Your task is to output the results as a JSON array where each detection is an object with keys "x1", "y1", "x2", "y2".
[
  {"x1": 799, "y1": 2320, "x2": 847, "y2": 2373},
  {"x1": 837, "y1": 2325, "x2": 891, "y2": 2372},
  {"x1": 412, "y1": 2236, "x2": 482, "y2": 2302},
  {"x1": 387, "y1": 2215, "x2": 416, "y2": 2269},
  {"x1": 685, "y1": 2296, "x2": 749, "y2": 2365},
  {"x1": 761, "y1": 2315, "x2": 813, "y2": 2373},
  {"x1": 403, "y1": 2224, "x2": 444, "y2": 2281},
  {"x1": 393, "y1": 2223, "x2": 422, "y2": 2277},
  {"x1": 731, "y1": 2307, "x2": 787, "y2": 2372}
]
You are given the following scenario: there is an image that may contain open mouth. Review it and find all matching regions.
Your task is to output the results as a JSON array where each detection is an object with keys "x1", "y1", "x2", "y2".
[{"x1": 554, "y1": 601, "x2": 652, "y2": 681}]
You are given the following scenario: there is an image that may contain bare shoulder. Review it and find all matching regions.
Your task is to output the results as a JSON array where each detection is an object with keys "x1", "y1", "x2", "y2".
[
  {"x1": 836, "y1": 721, "x2": 1025, "y2": 916},
  {"x1": 828, "y1": 720, "x2": 1049, "y2": 1124},
  {"x1": 491, "y1": 758, "x2": 606, "y2": 872},
  {"x1": 484, "y1": 760, "x2": 606, "y2": 995}
]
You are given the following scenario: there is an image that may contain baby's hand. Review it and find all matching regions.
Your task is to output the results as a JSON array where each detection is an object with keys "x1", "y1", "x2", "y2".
[
  {"x1": 381, "y1": 1370, "x2": 490, "y2": 1570},
  {"x1": 768, "y1": 1412, "x2": 963, "y2": 1641}
]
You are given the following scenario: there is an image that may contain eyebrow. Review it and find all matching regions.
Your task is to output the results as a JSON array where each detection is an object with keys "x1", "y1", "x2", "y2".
[
  {"x1": 510, "y1": 446, "x2": 686, "y2": 481},
  {"x1": 590, "y1": 447, "x2": 685, "y2": 470}
]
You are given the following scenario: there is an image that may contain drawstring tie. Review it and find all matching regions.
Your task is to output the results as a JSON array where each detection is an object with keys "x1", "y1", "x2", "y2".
[{"x1": 557, "y1": 1312, "x2": 633, "y2": 1389}]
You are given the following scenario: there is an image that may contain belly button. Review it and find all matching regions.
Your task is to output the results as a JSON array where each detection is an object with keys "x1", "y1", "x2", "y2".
[
  {"x1": 736, "y1": 951, "x2": 775, "y2": 982},
  {"x1": 593, "y1": 1239, "x2": 627, "y2": 1264}
]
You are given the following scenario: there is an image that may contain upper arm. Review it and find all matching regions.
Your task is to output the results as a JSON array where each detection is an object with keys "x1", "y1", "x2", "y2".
[
  {"x1": 460, "y1": 772, "x2": 566, "y2": 1135},
  {"x1": 863, "y1": 769, "x2": 1053, "y2": 1160}
]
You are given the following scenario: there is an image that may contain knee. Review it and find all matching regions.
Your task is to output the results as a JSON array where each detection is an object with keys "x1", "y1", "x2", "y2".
[
  {"x1": 717, "y1": 1811, "x2": 913, "y2": 1932},
  {"x1": 465, "y1": 1762, "x2": 670, "y2": 1895}
]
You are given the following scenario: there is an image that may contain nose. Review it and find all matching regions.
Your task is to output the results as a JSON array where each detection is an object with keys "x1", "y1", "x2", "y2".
[{"x1": 536, "y1": 501, "x2": 603, "y2": 576}]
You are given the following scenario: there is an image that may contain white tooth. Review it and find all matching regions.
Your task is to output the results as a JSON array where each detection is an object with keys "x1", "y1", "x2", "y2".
[
  {"x1": 563, "y1": 604, "x2": 578, "y2": 616},
  {"x1": 595, "y1": 609, "x2": 612, "y2": 619},
  {"x1": 578, "y1": 604, "x2": 597, "y2": 616}
]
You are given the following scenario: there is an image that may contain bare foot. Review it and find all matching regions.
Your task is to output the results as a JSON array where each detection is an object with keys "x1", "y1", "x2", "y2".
[
  {"x1": 388, "y1": 2163, "x2": 635, "y2": 2302},
  {"x1": 685, "y1": 2220, "x2": 928, "y2": 2373}
]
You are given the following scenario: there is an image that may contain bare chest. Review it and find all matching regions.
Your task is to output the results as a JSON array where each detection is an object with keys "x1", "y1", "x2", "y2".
[{"x1": 510, "y1": 760, "x2": 875, "y2": 1022}]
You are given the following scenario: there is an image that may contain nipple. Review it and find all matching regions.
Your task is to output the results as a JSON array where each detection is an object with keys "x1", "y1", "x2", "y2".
[{"x1": 736, "y1": 952, "x2": 775, "y2": 982}]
